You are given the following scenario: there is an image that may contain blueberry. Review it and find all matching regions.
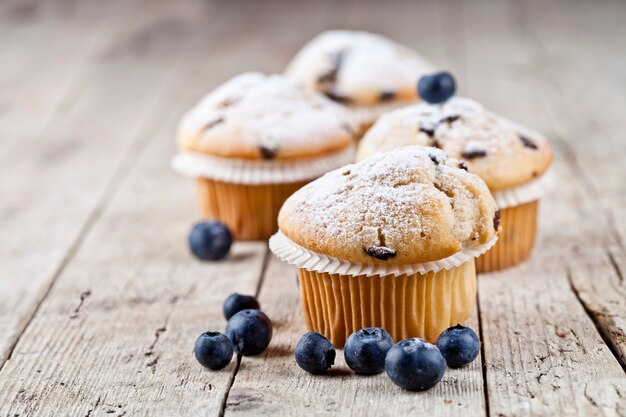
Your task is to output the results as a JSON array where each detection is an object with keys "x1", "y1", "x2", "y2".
[
  {"x1": 225, "y1": 309, "x2": 272, "y2": 356},
  {"x1": 385, "y1": 338, "x2": 446, "y2": 391},
  {"x1": 344, "y1": 327, "x2": 393, "y2": 375},
  {"x1": 223, "y1": 293, "x2": 260, "y2": 320},
  {"x1": 417, "y1": 72, "x2": 456, "y2": 104},
  {"x1": 295, "y1": 332, "x2": 336, "y2": 374},
  {"x1": 194, "y1": 332, "x2": 234, "y2": 370},
  {"x1": 188, "y1": 221, "x2": 232, "y2": 261},
  {"x1": 436, "y1": 324, "x2": 480, "y2": 368}
]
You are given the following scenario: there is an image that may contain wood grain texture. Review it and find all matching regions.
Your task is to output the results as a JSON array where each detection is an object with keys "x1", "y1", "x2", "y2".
[
  {"x1": 225, "y1": 256, "x2": 486, "y2": 417},
  {"x1": 569, "y1": 248, "x2": 626, "y2": 368},
  {"x1": 0, "y1": 0, "x2": 625, "y2": 415},
  {"x1": 479, "y1": 255, "x2": 625, "y2": 417},
  {"x1": 458, "y1": 1, "x2": 626, "y2": 416},
  {"x1": 0, "y1": 9, "x2": 271, "y2": 414},
  {"x1": 0, "y1": 0, "x2": 239, "y2": 368}
]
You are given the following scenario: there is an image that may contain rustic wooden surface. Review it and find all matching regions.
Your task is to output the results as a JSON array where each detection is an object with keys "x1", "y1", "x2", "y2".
[{"x1": 0, "y1": 0, "x2": 624, "y2": 416}]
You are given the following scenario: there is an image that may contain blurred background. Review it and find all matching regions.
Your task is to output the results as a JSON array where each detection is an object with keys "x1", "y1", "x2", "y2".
[{"x1": 2, "y1": 0, "x2": 624, "y2": 263}]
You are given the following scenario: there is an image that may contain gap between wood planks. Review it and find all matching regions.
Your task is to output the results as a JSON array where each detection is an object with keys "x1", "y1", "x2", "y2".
[
  {"x1": 566, "y1": 254, "x2": 626, "y2": 373},
  {"x1": 0, "y1": 0, "x2": 251, "y2": 374},
  {"x1": 218, "y1": 249, "x2": 271, "y2": 417},
  {"x1": 476, "y1": 293, "x2": 491, "y2": 417},
  {"x1": 518, "y1": 3, "x2": 626, "y2": 371}
]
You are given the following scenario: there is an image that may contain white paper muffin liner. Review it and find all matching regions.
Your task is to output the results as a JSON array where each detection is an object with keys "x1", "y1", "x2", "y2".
[
  {"x1": 171, "y1": 144, "x2": 355, "y2": 185},
  {"x1": 269, "y1": 231, "x2": 498, "y2": 277},
  {"x1": 492, "y1": 169, "x2": 555, "y2": 209}
]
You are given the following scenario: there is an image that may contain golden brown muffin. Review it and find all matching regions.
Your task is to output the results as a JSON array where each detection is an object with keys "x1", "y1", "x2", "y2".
[
  {"x1": 173, "y1": 72, "x2": 357, "y2": 240},
  {"x1": 285, "y1": 30, "x2": 435, "y2": 136},
  {"x1": 272, "y1": 145, "x2": 498, "y2": 346},
  {"x1": 356, "y1": 97, "x2": 553, "y2": 191},
  {"x1": 177, "y1": 72, "x2": 355, "y2": 160},
  {"x1": 278, "y1": 146, "x2": 498, "y2": 265}
]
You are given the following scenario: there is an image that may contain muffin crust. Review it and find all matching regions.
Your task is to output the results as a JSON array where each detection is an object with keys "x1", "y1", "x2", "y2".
[
  {"x1": 178, "y1": 72, "x2": 355, "y2": 160},
  {"x1": 279, "y1": 146, "x2": 498, "y2": 265},
  {"x1": 357, "y1": 97, "x2": 553, "y2": 190},
  {"x1": 286, "y1": 30, "x2": 434, "y2": 106}
]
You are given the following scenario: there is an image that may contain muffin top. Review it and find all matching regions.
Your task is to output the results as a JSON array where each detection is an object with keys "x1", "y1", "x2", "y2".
[
  {"x1": 278, "y1": 146, "x2": 498, "y2": 265},
  {"x1": 356, "y1": 97, "x2": 553, "y2": 191},
  {"x1": 177, "y1": 72, "x2": 355, "y2": 160},
  {"x1": 285, "y1": 30, "x2": 435, "y2": 108}
]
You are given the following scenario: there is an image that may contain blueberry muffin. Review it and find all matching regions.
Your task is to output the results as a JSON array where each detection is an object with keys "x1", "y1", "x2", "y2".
[
  {"x1": 270, "y1": 146, "x2": 499, "y2": 346},
  {"x1": 285, "y1": 30, "x2": 434, "y2": 138},
  {"x1": 173, "y1": 72, "x2": 356, "y2": 240},
  {"x1": 357, "y1": 96, "x2": 553, "y2": 271}
]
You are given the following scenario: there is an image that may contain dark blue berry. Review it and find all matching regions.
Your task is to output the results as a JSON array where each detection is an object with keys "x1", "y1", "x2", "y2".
[
  {"x1": 344, "y1": 327, "x2": 393, "y2": 375},
  {"x1": 295, "y1": 332, "x2": 336, "y2": 374},
  {"x1": 417, "y1": 72, "x2": 456, "y2": 104},
  {"x1": 225, "y1": 309, "x2": 272, "y2": 356},
  {"x1": 223, "y1": 293, "x2": 260, "y2": 320},
  {"x1": 385, "y1": 338, "x2": 446, "y2": 391},
  {"x1": 188, "y1": 221, "x2": 232, "y2": 261},
  {"x1": 194, "y1": 332, "x2": 234, "y2": 370},
  {"x1": 436, "y1": 324, "x2": 480, "y2": 368}
]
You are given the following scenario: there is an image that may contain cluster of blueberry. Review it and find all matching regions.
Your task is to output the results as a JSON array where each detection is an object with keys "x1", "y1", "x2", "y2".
[
  {"x1": 296, "y1": 325, "x2": 479, "y2": 391},
  {"x1": 194, "y1": 291, "x2": 480, "y2": 392},
  {"x1": 194, "y1": 293, "x2": 272, "y2": 370}
]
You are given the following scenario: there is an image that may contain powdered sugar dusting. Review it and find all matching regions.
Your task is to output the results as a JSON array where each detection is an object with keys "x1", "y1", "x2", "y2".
[
  {"x1": 285, "y1": 30, "x2": 435, "y2": 106},
  {"x1": 279, "y1": 146, "x2": 498, "y2": 265},
  {"x1": 357, "y1": 97, "x2": 553, "y2": 190},
  {"x1": 177, "y1": 72, "x2": 354, "y2": 159}
]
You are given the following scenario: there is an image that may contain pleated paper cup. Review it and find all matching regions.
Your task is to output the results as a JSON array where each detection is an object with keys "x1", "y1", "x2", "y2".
[
  {"x1": 195, "y1": 179, "x2": 307, "y2": 240},
  {"x1": 172, "y1": 145, "x2": 355, "y2": 240},
  {"x1": 477, "y1": 169, "x2": 554, "y2": 272},
  {"x1": 270, "y1": 231, "x2": 497, "y2": 347}
]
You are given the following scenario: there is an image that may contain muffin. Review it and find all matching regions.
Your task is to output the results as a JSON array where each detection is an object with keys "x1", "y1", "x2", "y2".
[
  {"x1": 357, "y1": 97, "x2": 553, "y2": 271},
  {"x1": 285, "y1": 30, "x2": 435, "y2": 138},
  {"x1": 270, "y1": 146, "x2": 499, "y2": 346},
  {"x1": 172, "y1": 72, "x2": 356, "y2": 240}
]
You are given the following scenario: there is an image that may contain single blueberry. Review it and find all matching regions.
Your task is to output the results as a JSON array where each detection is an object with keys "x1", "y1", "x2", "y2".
[
  {"x1": 385, "y1": 338, "x2": 446, "y2": 391},
  {"x1": 188, "y1": 221, "x2": 232, "y2": 261},
  {"x1": 295, "y1": 332, "x2": 336, "y2": 374},
  {"x1": 417, "y1": 72, "x2": 456, "y2": 104},
  {"x1": 436, "y1": 324, "x2": 480, "y2": 368},
  {"x1": 194, "y1": 331, "x2": 234, "y2": 370},
  {"x1": 223, "y1": 293, "x2": 260, "y2": 320},
  {"x1": 225, "y1": 309, "x2": 272, "y2": 356},
  {"x1": 344, "y1": 327, "x2": 393, "y2": 375}
]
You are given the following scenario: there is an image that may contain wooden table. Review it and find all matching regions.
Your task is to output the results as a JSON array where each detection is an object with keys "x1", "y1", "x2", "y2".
[{"x1": 1, "y1": 0, "x2": 625, "y2": 415}]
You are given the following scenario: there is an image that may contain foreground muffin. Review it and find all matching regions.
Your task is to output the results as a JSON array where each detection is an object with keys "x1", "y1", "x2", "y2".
[
  {"x1": 357, "y1": 96, "x2": 553, "y2": 271},
  {"x1": 270, "y1": 146, "x2": 499, "y2": 346},
  {"x1": 172, "y1": 72, "x2": 356, "y2": 240},
  {"x1": 285, "y1": 30, "x2": 434, "y2": 138}
]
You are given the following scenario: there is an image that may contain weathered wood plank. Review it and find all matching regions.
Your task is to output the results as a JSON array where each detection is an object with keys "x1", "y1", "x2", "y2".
[
  {"x1": 569, "y1": 247, "x2": 626, "y2": 368},
  {"x1": 0, "y1": 125, "x2": 267, "y2": 414},
  {"x1": 479, "y1": 256, "x2": 625, "y2": 417},
  {"x1": 517, "y1": 0, "x2": 626, "y2": 373},
  {"x1": 0, "y1": 0, "x2": 239, "y2": 369},
  {"x1": 458, "y1": 1, "x2": 626, "y2": 416},
  {"x1": 523, "y1": 0, "x2": 626, "y2": 248},
  {"x1": 0, "y1": 0, "x2": 125, "y2": 140},
  {"x1": 0, "y1": 1, "x2": 274, "y2": 415},
  {"x1": 0, "y1": 30, "x2": 270, "y2": 417},
  {"x1": 225, "y1": 255, "x2": 486, "y2": 417}
]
